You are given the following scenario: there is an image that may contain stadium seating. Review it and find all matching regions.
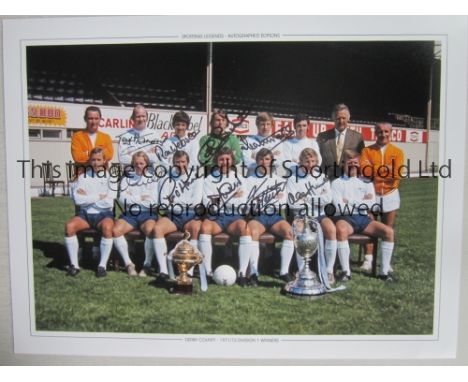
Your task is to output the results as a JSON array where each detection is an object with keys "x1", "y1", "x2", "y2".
[
  {"x1": 23, "y1": 71, "x2": 329, "y2": 120},
  {"x1": 27, "y1": 69, "x2": 414, "y2": 126},
  {"x1": 28, "y1": 70, "x2": 108, "y2": 105}
]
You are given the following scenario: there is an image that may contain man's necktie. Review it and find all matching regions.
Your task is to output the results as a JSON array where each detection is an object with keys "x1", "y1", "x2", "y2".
[{"x1": 336, "y1": 133, "x2": 344, "y2": 163}]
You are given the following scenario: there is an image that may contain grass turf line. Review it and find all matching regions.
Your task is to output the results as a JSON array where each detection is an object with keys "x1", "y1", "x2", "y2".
[{"x1": 31, "y1": 178, "x2": 437, "y2": 335}]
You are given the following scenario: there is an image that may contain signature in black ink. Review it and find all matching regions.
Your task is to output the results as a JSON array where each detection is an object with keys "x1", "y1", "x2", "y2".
[
  {"x1": 245, "y1": 178, "x2": 287, "y2": 211},
  {"x1": 158, "y1": 173, "x2": 199, "y2": 205},
  {"x1": 179, "y1": 173, "x2": 199, "y2": 193},
  {"x1": 206, "y1": 179, "x2": 243, "y2": 210},
  {"x1": 198, "y1": 110, "x2": 251, "y2": 166},
  {"x1": 117, "y1": 131, "x2": 163, "y2": 147},
  {"x1": 116, "y1": 172, "x2": 158, "y2": 193},
  {"x1": 155, "y1": 130, "x2": 201, "y2": 161},
  {"x1": 239, "y1": 127, "x2": 295, "y2": 152},
  {"x1": 117, "y1": 131, "x2": 165, "y2": 161},
  {"x1": 287, "y1": 178, "x2": 329, "y2": 206}
]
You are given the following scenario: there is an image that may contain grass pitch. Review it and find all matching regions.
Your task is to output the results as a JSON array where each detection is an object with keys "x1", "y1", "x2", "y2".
[{"x1": 32, "y1": 178, "x2": 437, "y2": 335}]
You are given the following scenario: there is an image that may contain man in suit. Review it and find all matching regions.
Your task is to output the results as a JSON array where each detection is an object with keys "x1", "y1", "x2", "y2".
[{"x1": 316, "y1": 104, "x2": 365, "y2": 180}]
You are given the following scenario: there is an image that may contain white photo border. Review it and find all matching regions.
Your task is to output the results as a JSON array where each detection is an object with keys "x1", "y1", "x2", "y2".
[{"x1": 3, "y1": 15, "x2": 466, "y2": 359}]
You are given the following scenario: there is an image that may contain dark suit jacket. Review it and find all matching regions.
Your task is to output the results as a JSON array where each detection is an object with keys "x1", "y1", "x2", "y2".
[{"x1": 316, "y1": 128, "x2": 365, "y2": 180}]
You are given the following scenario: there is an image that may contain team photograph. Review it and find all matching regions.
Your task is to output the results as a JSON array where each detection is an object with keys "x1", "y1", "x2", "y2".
[{"x1": 26, "y1": 40, "x2": 440, "y2": 335}]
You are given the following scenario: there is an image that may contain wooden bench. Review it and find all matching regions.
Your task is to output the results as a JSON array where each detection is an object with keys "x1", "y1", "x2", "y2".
[
  {"x1": 76, "y1": 229, "x2": 277, "y2": 271},
  {"x1": 347, "y1": 233, "x2": 378, "y2": 276},
  {"x1": 77, "y1": 228, "x2": 378, "y2": 276},
  {"x1": 42, "y1": 161, "x2": 66, "y2": 197}
]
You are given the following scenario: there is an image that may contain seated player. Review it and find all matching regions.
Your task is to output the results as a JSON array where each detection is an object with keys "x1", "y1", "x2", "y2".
[
  {"x1": 240, "y1": 112, "x2": 285, "y2": 175},
  {"x1": 246, "y1": 148, "x2": 294, "y2": 285},
  {"x1": 200, "y1": 147, "x2": 251, "y2": 283},
  {"x1": 153, "y1": 150, "x2": 203, "y2": 282},
  {"x1": 286, "y1": 148, "x2": 337, "y2": 283},
  {"x1": 112, "y1": 151, "x2": 159, "y2": 278},
  {"x1": 64, "y1": 148, "x2": 117, "y2": 277},
  {"x1": 331, "y1": 149, "x2": 395, "y2": 282}
]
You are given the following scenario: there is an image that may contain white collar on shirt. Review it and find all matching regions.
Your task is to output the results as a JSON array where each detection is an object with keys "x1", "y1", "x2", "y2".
[
  {"x1": 132, "y1": 128, "x2": 148, "y2": 136},
  {"x1": 88, "y1": 131, "x2": 97, "y2": 146},
  {"x1": 334, "y1": 128, "x2": 347, "y2": 139},
  {"x1": 290, "y1": 136, "x2": 309, "y2": 144}
]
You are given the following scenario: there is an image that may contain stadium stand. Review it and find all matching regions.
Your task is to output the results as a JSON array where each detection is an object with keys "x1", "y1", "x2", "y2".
[
  {"x1": 28, "y1": 70, "x2": 109, "y2": 105},
  {"x1": 27, "y1": 69, "x2": 417, "y2": 127},
  {"x1": 28, "y1": 70, "x2": 411, "y2": 124}
]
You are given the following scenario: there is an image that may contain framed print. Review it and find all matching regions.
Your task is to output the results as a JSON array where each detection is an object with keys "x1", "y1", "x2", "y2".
[{"x1": 2, "y1": 15, "x2": 467, "y2": 360}]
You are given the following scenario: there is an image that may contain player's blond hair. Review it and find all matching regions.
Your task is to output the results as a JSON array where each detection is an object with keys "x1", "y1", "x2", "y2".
[
  {"x1": 299, "y1": 148, "x2": 319, "y2": 165},
  {"x1": 131, "y1": 150, "x2": 150, "y2": 167}
]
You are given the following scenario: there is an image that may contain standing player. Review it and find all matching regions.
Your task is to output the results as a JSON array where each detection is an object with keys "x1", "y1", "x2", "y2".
[
  {"x1": 200, "y1": 147, "x2": 251, "y2": 281},
  {"x1": 153, "y1": 150, "x2": 204, "y2": 282},
  {"x1": 198, "y1": 109, "x2": 242, "y2": 169},
  {"x1": 317, "y1": 104, "x2": 364, "y2": 180},
  {"x1": 71, "y1": 106, "x2": 114, "y2": 167},
  {"x1": 157, "y1": 110, "x2": 200, "y2": 169},
  {"x1": 240, "y1": 112, "x2": 285, "y2": 175},
  {"x1": 282, "y1": 114, "x2": 322, "y2": 171},
  {"x1": 112, "y1": 151, "x2": 159, "y2": 278},
  {"x1": 70, "y1": 106, "x2": 114, "y2": 258},
  {"x1": 246, "y1": 148, "x2": 294, "y2": 285},
  {"x1": 359, "y1": 122, "x2": 405, "y2": 271},
  {"x1": 286, "y1": 148, "x2": 338, "y2": 283},
  {"x1": 118, "y1": 104, "x2": 159, "y2": 168},
  {"x1": 64, "y1": 148, "x2": 117, "y2": 277},
  {"x1": 331, "y1": 150, "x2": 395, "y2": 282}
]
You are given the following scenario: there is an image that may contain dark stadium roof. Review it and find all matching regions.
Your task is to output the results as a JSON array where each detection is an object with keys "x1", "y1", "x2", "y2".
[{"x1": 26, "y1": 41, "x2": 441, "y2": 125}]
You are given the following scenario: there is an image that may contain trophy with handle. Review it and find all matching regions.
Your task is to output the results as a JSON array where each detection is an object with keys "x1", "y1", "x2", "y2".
[
  {"x1": 284, "y1": 216, "x2": 327, "y2": 299},
  {"x1": 168, "y1": 232, "x2": 206, "y2": 295}
]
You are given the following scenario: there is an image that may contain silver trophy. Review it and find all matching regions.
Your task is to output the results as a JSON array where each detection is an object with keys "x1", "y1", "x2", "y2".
[{"x1": 284, "y1": 216, "x2": 327, "y2": 299}]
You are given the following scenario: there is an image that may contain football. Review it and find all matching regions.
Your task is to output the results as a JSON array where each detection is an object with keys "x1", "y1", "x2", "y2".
[{"x1": 213, "y1": 265, "x2": 237, "y2": 286}]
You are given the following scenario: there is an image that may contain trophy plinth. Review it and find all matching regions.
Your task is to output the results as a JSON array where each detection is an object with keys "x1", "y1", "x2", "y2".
[
  {"x1": 283, "y1": 217, "x2": 327, "y2": 299},
  {"x1": 284, "y1": 268, "x2": 327, "y2": 299},
  {"x1": 170, "y1": 283, "x2": 194, "y2": 295},
  {"x1": 170, "y1": 232, "x2": 202, "y2": 295}
]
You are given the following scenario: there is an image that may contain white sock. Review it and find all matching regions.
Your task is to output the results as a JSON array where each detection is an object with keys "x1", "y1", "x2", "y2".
[
  {"x1": 198, "y1": 234, "x2": 213, "y2": 275},
  {"x1": 280, "y1": 240, "x2": 294, "y2": 275},
  {"x1": 98, "y1": 237, "x2": 114, "y2": 269},
  {"x1": 249, "y1": 241, "x2": 260, "y2": 276},
  {"x1": 153, "y1": 238, "x2": 168, "y2": 275},
  {"x1": 337, "y1": 240, "x2": 351, "y2": 275},
  {"x1": 65, "y1": 235, "x2": 79, "y2": 268},
  {"x1": 364, "y1": 254, "x2": 373, "y2": 263},
  {"x1": 143, "y1": 238, "x2": 154, "y2": 268},
  {"x1": 113, "y1": 236, "x2": 132, "y2": 267},
  {"x1": 325, "y1": 239, "x2": 337, "y2": 274},
  {"x1": 187, "y1": 240, "x2": 199, "y2": 276},
  {"x1": 238, "y1": 236, "x2": 252, "y2": 276},
  {"x1": 380, "y1": 241, "x2": 394, "y2": 275}
]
